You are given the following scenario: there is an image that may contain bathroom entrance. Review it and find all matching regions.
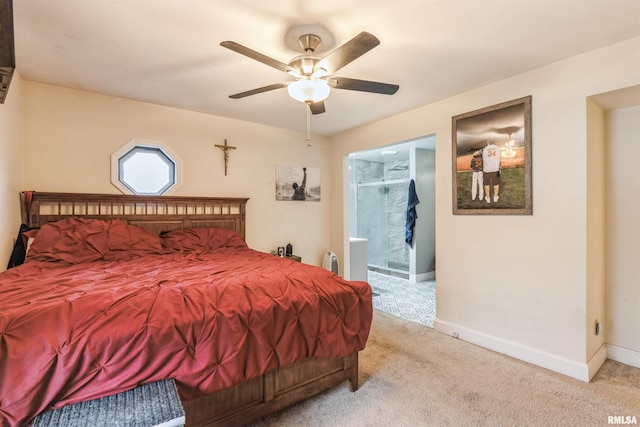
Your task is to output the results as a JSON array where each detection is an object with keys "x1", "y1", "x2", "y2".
[{"x1": 348, "y1": 135, "x2": 436, "y2": 282}]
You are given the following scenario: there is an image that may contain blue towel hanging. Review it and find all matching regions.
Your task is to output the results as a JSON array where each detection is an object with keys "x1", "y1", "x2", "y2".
[{"x1": 405, "y1": 179, "x2": 420, "y2": 247}]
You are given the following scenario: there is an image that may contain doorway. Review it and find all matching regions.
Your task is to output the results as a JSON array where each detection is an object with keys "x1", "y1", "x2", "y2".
[
  {"x1": 588, "y1": 85, "x2": 640, "y2": 369},
  {"x1": 348, "y1": 135, "x2": 436, "y2": 326}
]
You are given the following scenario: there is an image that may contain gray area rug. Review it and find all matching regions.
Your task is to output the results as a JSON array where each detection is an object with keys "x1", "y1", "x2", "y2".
[
  {"x1": 32, "y1": 379, "x2": 185, "y2": 427},
  {"x1": 252, "y1": 309, "x2": 640, "y2": 426}
]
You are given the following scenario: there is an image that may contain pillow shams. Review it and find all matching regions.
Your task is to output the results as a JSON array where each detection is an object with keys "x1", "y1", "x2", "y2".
[
  {"x1": 161, "y1": 227, "x2": 247, "y2": 253},
  {"x1": 25, "y1": 218, "x2": 165, "y2": 264}
]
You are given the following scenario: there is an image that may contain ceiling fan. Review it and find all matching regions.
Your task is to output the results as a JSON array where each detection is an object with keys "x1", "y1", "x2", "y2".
[{"x1": 220, "y1": 31, "x2": 399, "y2": 115}]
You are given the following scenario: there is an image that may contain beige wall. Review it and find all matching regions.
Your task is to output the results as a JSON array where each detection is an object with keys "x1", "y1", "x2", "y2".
[
  {"x1": 586, "y1": 98, "x2": 606, "y2": 367},
  {"x1": 0, "y1": 72, "x2": 23, "y2": 270},
  {"x1": 21, "y1": 82, "x2": 332, "y2": 266},
  {"x1": 328, "y1": 37, "x2": 640, "y2": 380},
  {"x1": 604, "y1": 104, "x2": 640, "y2": 363}
]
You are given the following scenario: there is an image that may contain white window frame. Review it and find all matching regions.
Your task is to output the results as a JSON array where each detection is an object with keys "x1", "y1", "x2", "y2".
[{"x1": 110, "y1": 139, "x2": 182, "y2": 195}]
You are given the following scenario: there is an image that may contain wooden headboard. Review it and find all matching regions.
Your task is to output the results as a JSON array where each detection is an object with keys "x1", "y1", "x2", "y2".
[{"x1": 21, "y1": 192, "x2": 249, "y2": 238}]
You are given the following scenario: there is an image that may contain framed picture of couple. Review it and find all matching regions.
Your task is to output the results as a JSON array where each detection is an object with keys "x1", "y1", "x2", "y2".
[{"x1": 452, "y1": 96, "x2": 532, "y2": 215}]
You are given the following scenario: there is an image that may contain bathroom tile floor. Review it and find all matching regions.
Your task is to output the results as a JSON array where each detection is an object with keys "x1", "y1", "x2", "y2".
[{"x1": 368, "y1": 270, "x2": 436, "y2": 328}]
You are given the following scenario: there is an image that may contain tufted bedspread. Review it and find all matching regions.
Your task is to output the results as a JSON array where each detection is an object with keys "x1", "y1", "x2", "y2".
[{"x1": 0, "y1": 246, "x2": 373, "y2": 426}]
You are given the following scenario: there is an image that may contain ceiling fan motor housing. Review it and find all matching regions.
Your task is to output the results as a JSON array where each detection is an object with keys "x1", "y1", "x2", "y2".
[
  {"x1": 288, "y1": 34, "x2": 327, "y2": 77},
  {"x1": 289, "y1": 55, "x2": 323, "y2": 76}
]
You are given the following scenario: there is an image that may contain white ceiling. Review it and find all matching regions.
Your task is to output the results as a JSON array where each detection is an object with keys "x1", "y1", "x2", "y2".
[{"x1": 12, "y1": 0, "x2": 640, "y2": 137}]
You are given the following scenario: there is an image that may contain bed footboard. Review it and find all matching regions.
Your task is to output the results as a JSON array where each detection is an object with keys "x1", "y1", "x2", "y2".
[{"x1": 182, "y1": 352, "x2": 359, "y2": 426}]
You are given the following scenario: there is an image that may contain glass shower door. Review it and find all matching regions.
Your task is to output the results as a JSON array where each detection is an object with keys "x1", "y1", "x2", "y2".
[
  {"x1": 356, "y1": 180, "x2": 409, "y2": 272},
  {"x1": 356, "y1": 183, "x2": 386, "y2": 267}
]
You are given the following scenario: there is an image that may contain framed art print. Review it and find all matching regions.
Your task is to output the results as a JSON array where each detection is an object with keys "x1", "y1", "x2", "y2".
[
  {"x1": 276, "y1": 164, "x2": 321, "y2": 201},
  {"x1": 452, "y1": 96, "x2": 532, "y2": 215}
]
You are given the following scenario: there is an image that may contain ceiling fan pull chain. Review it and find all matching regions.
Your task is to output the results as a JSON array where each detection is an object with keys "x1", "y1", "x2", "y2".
[{"x1": 306, "y1": 104, "x2": 312, "y2": 146}]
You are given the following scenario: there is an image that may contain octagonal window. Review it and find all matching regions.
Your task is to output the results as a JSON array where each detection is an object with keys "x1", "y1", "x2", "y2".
[{"x1": 111, "y1": 139, "x2": 182, "y2": 195}]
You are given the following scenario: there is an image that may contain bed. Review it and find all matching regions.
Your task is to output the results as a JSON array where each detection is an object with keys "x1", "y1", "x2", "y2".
[{"x1": 0, "y1": 192, "x2": 373, "y2": 427}]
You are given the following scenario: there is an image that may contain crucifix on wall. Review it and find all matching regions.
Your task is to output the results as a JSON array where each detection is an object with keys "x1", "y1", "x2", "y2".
[{"x1": 215, "y1": 139, "x2": 236, "y2": 176}]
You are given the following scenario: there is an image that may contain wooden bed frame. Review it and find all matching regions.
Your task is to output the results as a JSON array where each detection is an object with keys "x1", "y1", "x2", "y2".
[{"x1": 22, "y1": 191, "x2": 360, "y2": 427}]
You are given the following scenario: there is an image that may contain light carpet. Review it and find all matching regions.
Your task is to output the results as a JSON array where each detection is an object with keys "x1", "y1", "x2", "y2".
[{"x1": 252, "y1": 310, "x2": 640, "y2": 426}]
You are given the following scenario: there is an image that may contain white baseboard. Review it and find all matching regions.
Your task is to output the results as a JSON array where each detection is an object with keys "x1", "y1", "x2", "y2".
[
  {"x1": 433, "y1": 318, "x2": 592, "y2": 382},
  {"x1": 587, "y1": 344, "x2": 608, "y2": 381},
  {"x1": 607, "y1": 344, "x2": 640, "y2": 369},
  {"x1": 410, "y1": 271, "x2": 435, "y2": 283}
]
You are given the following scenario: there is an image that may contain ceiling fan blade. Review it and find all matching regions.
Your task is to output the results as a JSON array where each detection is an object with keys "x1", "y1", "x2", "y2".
[
  {"x1": 315, "y1": 32, "x2": 380, "y2": 74},
  {"x1": 229, "y1": 82, "x2": 288, "y2": 99},
  {"x1": 221, "y1": 41, "x2": 299, "y2": 75},
  {"x1": 332, "y1": 77, "x2": 399, "y2": 95},
  {"x1": 309, "y1": 101, "x2": 326, "y2": 115}
]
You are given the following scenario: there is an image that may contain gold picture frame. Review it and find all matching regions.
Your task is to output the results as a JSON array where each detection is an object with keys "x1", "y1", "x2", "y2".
[{"x1": 452, "y1": 96, "x2": 532, "y2": 215}]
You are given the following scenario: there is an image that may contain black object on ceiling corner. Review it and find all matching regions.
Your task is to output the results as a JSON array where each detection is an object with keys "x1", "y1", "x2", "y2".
[{"x1": 0, "y1": 0, "x2": 15, "y2": 104}]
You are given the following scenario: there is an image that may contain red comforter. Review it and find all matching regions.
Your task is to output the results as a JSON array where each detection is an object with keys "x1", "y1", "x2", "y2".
[{"x1": 0, "y1": 246, "x2": 372, "y2": 426}]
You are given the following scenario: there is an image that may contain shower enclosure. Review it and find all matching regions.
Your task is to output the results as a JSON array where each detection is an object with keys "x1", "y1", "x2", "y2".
[
  {"x1": 349, "y1": 140, "x2": 436, "y2": 283},
  {"x1": 350, "y1": 158, "x2": 410, "y2": 276}
]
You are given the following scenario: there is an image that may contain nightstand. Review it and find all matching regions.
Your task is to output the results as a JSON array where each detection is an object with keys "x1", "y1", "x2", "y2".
[{"x1": 285, "y1": 255, "x2": 302, "y2": 262}]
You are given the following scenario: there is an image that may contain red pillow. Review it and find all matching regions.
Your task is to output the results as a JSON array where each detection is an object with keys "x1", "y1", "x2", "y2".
[
  {"x1": 161, "y1": 228, "x2": 247, "y2": 253},
  {"x1": 102, "y1": 220, "x2": 166, "y2": 261},
  {"x1": 26, "y1": 218, "x2": 164, "y2": 264}
]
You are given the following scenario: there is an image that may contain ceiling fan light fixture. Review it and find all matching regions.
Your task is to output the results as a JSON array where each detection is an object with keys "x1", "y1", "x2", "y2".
[
  {"x1": 287, "y1": 79, "x2": 331, "y2": 103},
  {"x1": 222, "y1": 31, "x2": 399, "y2": 114}
]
